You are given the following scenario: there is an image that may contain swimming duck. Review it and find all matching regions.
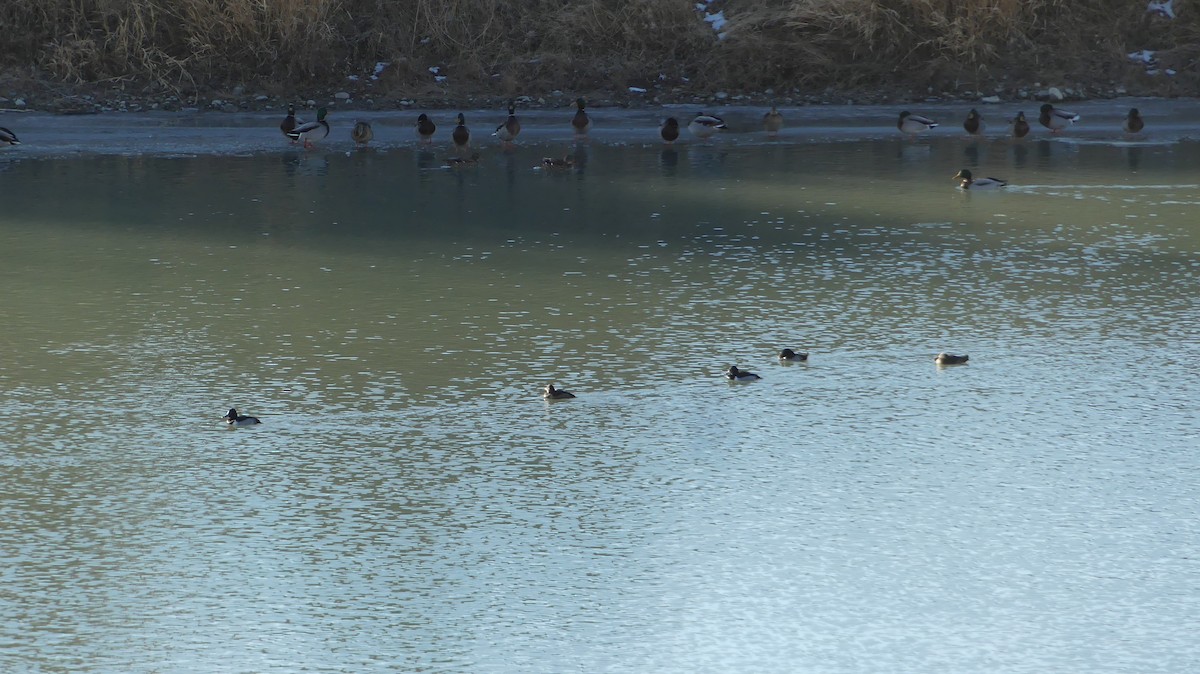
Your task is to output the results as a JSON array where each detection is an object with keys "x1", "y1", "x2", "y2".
[
  {"x1": 452, "y1": 113, "x2": 470, "y2": 150},
  {"x1": 286, "y1": 107, "x2": 329, "y2": 148},
  {"x1": 963, "y1": 108, "x2": 984, "y2": 136},
  {"x1": 661, "y1": 117, "x2": 680, "y2": 144},
  {"x1": 898, "y1": 111, "x2": 938, "y2": 136},
  {"x1": 445, "y1": 152, "x2": 480, "y2": 168},
  {"x1": 1123, "y1": 108, "x2": 1145, "y2": 134},
  {"x1": 1039, "y1": 103, "x2": 1079, "y2": 133},
  {"x1": 351, "y1": 121, "x2": 373, "y2": 148},
  {"x1": 543, "y1": 383, "x2": 576, "y2": 399},
  {"x1": 934, "y1": 353, "x2": 969, "y2": 365},
  {"x1": 494, "y1": 102, "x2": 521, "y2": 146},
  {"x1": 280, "y1": 104, "x2": 300, "y2": 140},
  {"x1": 763, "y1": 105, "x2": 784, "y2": 137},
  {"x1": 222, "y1": 408, "x2": 262, "y2": 426},
  {"x1": 416, "y1": 113, "x2": 436, "y2": 144},
  {"x1": 778, "y1": 348, "x2": 809, "y2": 362},
  {"x1": 725, "y1": 365, "x2": 762, "y2": 381},
  {"x1": 0, "y1": 127, "x2": 19, "y2": 145},
  {"x1": 571, "y1": 98, "x2": 592, "y2": 136},
  {"x1": 688, "y1": 113, "x2": 727, "y2": 139},
  {"x1": 1011, "y1": 111, "x2": 1030, "y2": 139},
  {"x1": 541, "y1": 155, "x2": 574, "y2": 169},
  {"x1": 954, "y1": 169, "x2": 1007, "y2": 190}
]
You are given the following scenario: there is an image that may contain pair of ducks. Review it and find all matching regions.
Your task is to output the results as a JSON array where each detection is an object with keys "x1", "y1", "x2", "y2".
[
  {"x1": 659, "y1": 108, "x2": 780, "y2": 144},
  {"x1": 726, "y1": 349, "x2": 810, "y2": 381},
  {"x1": 730, "y1": 351, "x2": 969, "y2": 381}
]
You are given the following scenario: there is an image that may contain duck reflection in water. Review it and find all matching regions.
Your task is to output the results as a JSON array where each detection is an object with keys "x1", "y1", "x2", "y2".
[{"x1": 659, "y1": 148, "x2": 679, "y2": 174}]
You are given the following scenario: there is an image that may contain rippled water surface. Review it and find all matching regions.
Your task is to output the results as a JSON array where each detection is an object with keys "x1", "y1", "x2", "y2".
[{"x1": 2, "y1": 125, "x2": 1199, "y2": 673}]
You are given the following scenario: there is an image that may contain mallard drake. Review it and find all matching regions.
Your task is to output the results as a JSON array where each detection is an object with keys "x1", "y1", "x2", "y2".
[
  {"x1": 445, "y1": 152, "x2": 480, "y2": 168},
  {"x1": 688, "y1": 113, "x2": 727, "y2": 139},
  {"x1": 452, "y1": 113, "x2": 470, "y2": 150},
  {"x1": 0, "y1": 127, "x2": 19, "y2": 145},
  {"x1": 898, "y1": 111, "x2": 938, "y2": 136},
  {"x1": 571, "y1": 98, "x2": 591, "y2": 136},
  {"x1": 1039, "y1": 103, "x2": 1079, "y2": 133},
  {"x1": 416, "y1": 113, "x2": 436, "y2": 144},
  {"x1": 543, "y1": 383, "x2": 576, "y2": 400},
  {"x1": 934, "y1": 353, "x2": 969, "y2": 365},
  {"x1": 351, "y1": 121, "x2": 373, "y2": 148},
  {"x1": 725, "y1": 365, "x2": 762, "y2": 381},
  {"x1": 963, "y1": 108, "x2": 984, "y2": 136},
  {"x1": 763, "y1": 105, "x2": 784, "y2": 137},
  {"x1": 280, "y1": 104, "x2": 300, "y2": 140},
  {"x1": 778, "y1": 348, "x2": 809, "y2": 362},
  {"x1": 955, "y1": 169, "x2": 1007, "y2": 190},
  {"x1": 494, "y1": 102, "x2": 521, "y2": 145},
  {"x1": 541, "y1": 155, "x2": 574, "y2": 169},
  {"x1": 286, "y1": 107, "x2": 329, "y2": 148},
  {"x1": 661, "y1": 117, "x2": 680, "y2": 144},
  {"x1": 222, "y1": 408, "x2": 262, "y2": 426},
  {"x1": 1123, "y1": 108, "x2": 1145, "y2": 134},
  {"x1": 1011, "y1": 111, "x2": 1030, "y2": 139}
]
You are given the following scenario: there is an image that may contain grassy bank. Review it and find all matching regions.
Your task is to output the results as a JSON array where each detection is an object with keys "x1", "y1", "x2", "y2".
[{"x1": 0, "y1": 0, "x2": 1194, "y2": 105}]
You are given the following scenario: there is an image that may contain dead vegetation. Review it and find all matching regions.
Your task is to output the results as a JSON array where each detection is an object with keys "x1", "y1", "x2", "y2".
[{"x1": 0, "y1": 0, "x2": 1193, "y2": 101}]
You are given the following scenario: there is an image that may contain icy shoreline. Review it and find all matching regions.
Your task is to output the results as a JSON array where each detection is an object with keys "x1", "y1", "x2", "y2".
[{"x1": 0, "y1": 97, "x2": 1193, "y2": 158}]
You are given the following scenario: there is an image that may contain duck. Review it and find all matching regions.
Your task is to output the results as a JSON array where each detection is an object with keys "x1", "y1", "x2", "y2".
[
  {"x1": 416, "y1": 113, "x2": 436, "y2": 144},
  {"x1": 1123, "y1": 108, "x2": 1145, "y2": 134},
  {"x1": 351, "y1": 121, "x2": 373, "y2": 148},
  {"x1": 543, "y1": 383, "x2": 576, "y2": 400},
  {"x1": 280, "y1": 104, "x2": 300, "y2": 140},
  {"x1": 725, "y1": 365, "x2": 762, "y2": 381},
  {"x1": 571, "y1": 98, "x2": 592, "y2": 136},
  {"x1": 963, "y1": 108, "x2": 984, "y2": 136},
  {"x1": 954, "y1": 169, "x2": 1007, "y2": 190},
  {"x1": 660, "y1": 117, "x2": 680, "y2": 144},
  {"x1": 541, "y1": 155, "x2": 574, "y2": 169},
  {"x1": 0, "y1": 127, "x2": 19, "y2": 145},
  {"x1": 763, "y1": 105, "x2": 784, "y2": 137},
  {"x1": 934, "y1": 353, "x2": 969, "y2": 365},
  {"x1": 493, "y1": 102, "x2": 521, "y2": 146},
  {"x1": 445, "y1": 152, "x2": 480, "y2": 168},
  {"x1": 898, "y1": 111, "x2": 938, "y2": 136},
  {"x1": 286, "y1": 107, "x2": 329, "y2": 148},
  {"x1": 452, "y1": 113, "x2": 471, "y2": 150},
  {"x1": 1039, "y1": 103, "x2": 1079, "y2": 133},
  {"x1": 1011, "y1": 111, "x2": 1030, "y2": 139},
  {"x1": 688, "y1": 113, "x2": 727, "y2": 139},
  {"x1": 778, "y1": 348, "x2": 809, "y2": 362},
  {"x1": 222, "y1": 408, "x2": 262, "y2": 426}
]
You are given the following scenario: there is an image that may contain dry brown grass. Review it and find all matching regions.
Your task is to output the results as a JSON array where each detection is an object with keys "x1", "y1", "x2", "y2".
[{"x1": 0, "y1": 0, "x2": 1193, "y2": 100}]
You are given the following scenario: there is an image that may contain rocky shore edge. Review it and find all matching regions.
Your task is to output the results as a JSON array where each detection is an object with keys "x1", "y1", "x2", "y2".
[{"x1": 0, "y1": 75, "x2": 1172, "y2": 117}]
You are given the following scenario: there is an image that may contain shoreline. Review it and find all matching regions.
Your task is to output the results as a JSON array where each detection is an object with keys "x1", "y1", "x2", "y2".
[{"x1": 1, "y1": 97, "x2": 1192, "y2": 159}]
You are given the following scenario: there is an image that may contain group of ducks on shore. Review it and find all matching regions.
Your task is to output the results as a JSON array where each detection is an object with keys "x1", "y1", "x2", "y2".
[
  {"x1": 274, "y1": 99, "x2": 1145, "y2": 183},
  {"x1": 540, "y1": 350, "x2": 970, "y2": 401}
]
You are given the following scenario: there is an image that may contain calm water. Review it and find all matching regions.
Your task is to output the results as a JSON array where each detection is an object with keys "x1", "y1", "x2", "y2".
[{"x1": 2, "y1": 116, "x2": 1199, "y2": 672}]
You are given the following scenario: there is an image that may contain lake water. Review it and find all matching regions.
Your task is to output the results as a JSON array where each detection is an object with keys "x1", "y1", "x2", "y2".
[{"x1": 2, "y1": 104, "x2": 1199, "y2": 673}]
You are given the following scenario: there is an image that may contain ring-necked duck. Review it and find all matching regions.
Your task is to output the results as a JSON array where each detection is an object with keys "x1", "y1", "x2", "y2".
[
  {"x1": 222, "y1": 408, "x2": 262, "y2": 426},
  {"x1": 543, "y1": 384, "x2": 576, "y2": 399},
  {"x1": 778, "y1": 349, "x2": 809, "y2": 362},
  {"x1": 726, "y1": 365, "x2": 762, "y2": 380},
  {"x1": 934, "y1": 353, "x2": 969, "y2": 365}
]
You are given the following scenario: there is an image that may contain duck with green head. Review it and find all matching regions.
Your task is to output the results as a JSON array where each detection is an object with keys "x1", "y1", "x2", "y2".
[
  {"x1": 954, "y1": 169, "x2": 1007, "y2": 190},
  {"x1": 286, "y1": 107, "x2": 329, "y2": 148},
  {"x1": 1039, "y1": 103, "x2": 1079, "y2": 133},
  {"x1": 494, "y1": 102, "x2": 521, "y2": 146}
]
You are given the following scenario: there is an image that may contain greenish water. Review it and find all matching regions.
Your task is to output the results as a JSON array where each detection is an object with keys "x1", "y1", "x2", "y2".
[{"x1": 2, "y1": 133, "x2": 1199, "y2": 673}]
